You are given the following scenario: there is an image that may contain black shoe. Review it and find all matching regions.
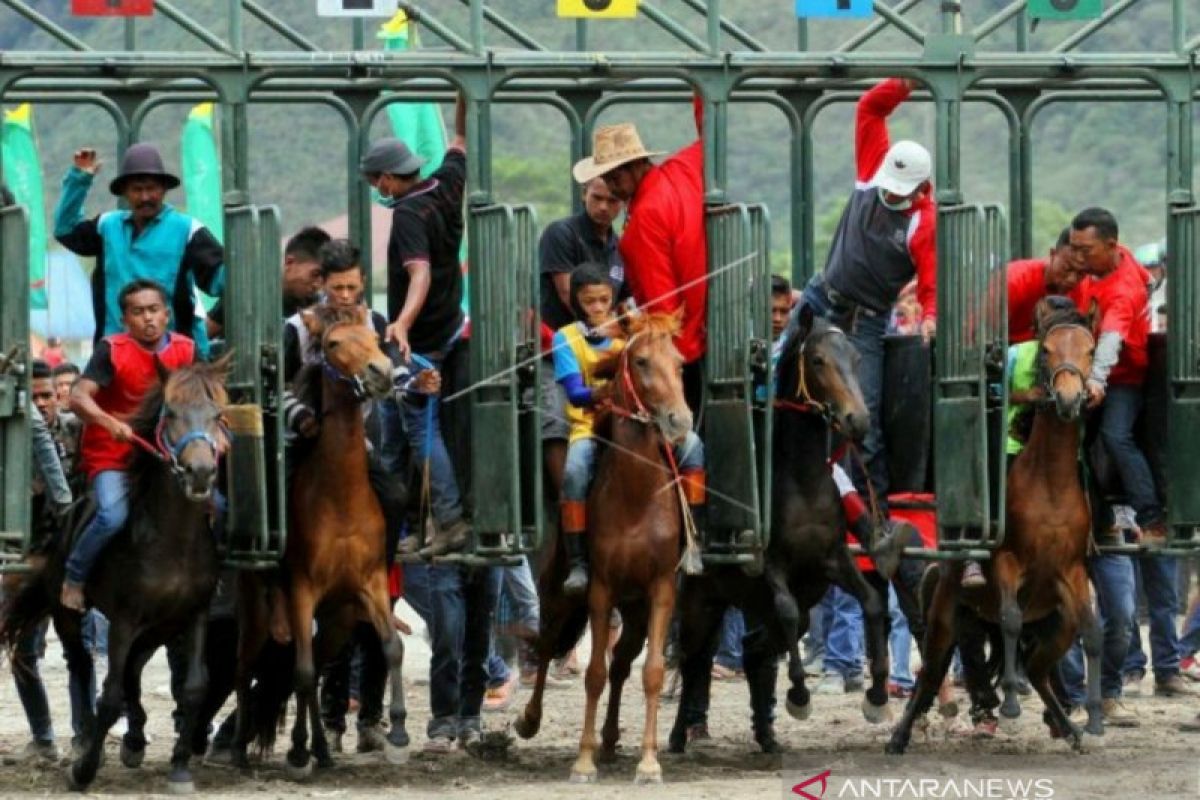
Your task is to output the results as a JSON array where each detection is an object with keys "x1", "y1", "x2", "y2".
[
  {"x1": 562, "y1": 533, "x2": 589, "y2": 596},
  {"x1": 419, "y1": 518, "x2": 470, "y2": 558},
  {"x1": 870, "y1": 518, "x2": 914, "y2": 580}
]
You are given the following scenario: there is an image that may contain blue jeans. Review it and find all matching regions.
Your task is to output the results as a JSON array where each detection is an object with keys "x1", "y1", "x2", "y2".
[
  {"x1": 1059, "y1": 554, "x2": 1135, "y2": 703},
  {"x1": 82, "y1": 609, "x2": 107, "y2": 657},
  {"x1": 800, "y1": 279, "x2": 890, "y2": 510},
  {"x1": 485, "y1": 561, "x2": 539, "y2": 687},
  {"x1": 714, "y1": 607, "x2": 745, "y2": 671},
  {"x1": 402, "y1": 563, "x2": 494, "y2": 738},
  {"x1": 1180, "y1": 599, "x2": 1200, "y2": 658},
  {"x1": 1099, "y1": 385, "x2": 1164, "y2": 527},
  {"x1": 403, "y1": 344, "x2": 464, "y2": 527},
  {"x1": 65, "y1": 470, "x2": 130, "y2": 585},
  {"x1": 12, "y1": 619, "x2": 95, "y2": 744},
  {"x1": 888, "y1": 585, "x2": 914, "y2": 688},
  {"x1": 821, "y1": 586, "x2": 864, "y2": 678},
  {"x1": 562, "y1": 431, "x2": 704, "y2": 502},
  {"x1": 375, "y1": 395, "x2": 408, "y2": 476},
  {"x1": 1122, "y1": 555, "x2": 1182, "y2": 681}
]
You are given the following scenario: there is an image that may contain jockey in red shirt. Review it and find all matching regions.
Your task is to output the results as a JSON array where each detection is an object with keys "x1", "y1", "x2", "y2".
[
  {"x1": 61, "y1": 279, "x2": 195, "y2": 611},
  {"x1": 1005, "y1": 228, "x2": 1085, "y2": 344}
]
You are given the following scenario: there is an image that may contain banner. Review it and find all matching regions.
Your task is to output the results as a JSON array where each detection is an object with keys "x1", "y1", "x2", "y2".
[
  {"x1": 557, "y1": 0, "x2": 638, "y2": 18},
  {"x1": 796, "y1": 0, "x2": 873, "y2": 17},
  {"x1": 181, "y1": 102, "x2": 222, "y2": 310},
  {"x1": 2, "y1": 104, "x2": 47, "y2": 310},
  {"x1": 1026, "y1": 0, "x2": 1103, "y2": 20}
]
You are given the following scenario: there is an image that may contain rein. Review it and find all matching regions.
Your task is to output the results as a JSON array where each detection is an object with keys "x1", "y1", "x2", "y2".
[
  {"x1": 772, "y1": 326, "x2": 848, "y2": 424},
  {"x1": 130, "y1": 404, "x2": 226, "y2": 477},
  {"x1": 1036, "y1": 323, "x2": 1095, "y2": 411},
  {"x1": 608, "y1": 333, "x2": 654, "y2": 425}
]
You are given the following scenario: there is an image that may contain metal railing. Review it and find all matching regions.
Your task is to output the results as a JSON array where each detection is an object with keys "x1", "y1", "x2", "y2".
[{"x1": 0, "y1": 204, "x2": 30, "y2": 573}]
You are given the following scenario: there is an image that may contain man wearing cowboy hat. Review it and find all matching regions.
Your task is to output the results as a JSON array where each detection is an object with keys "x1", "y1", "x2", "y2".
[
  {"x1": 573, "y1": 100, "x2": 707, "y2": 414},
  {"x1": 54, "y1": 143, "x2": 225, "y2": 356}
]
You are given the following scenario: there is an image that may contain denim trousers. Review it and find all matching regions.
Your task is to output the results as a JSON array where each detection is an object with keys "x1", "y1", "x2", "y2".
[
  {"x1": 888, "y1": 584, "x2": 914, "y2": 688},
  {"x1": 1180, "y1": 598, "x2": 1200, "y2": 658},
  {"x1": 12, "y1": 619, "x2": 95, "y2": 744},
  {"x1": 1122, "y1": 555, "x2": 1182, "y2": 681},
  {"x1": 1059, "y1": 554, "x2": 1136, "y2": 704},
  {"x1": 820, "y1": 585, "x2": 864, "y2": 678},
  {"x1": 1099, "y1": 385, "x2": 1164, "y2": 527},
  {"x1": 562, "y1": 431, "x2": 704, "y2": 503},
  {"x1": 714, "y1": 607, "x2": 745, "y2": 671},
  {"x1": 402, "y1": 342, "x2": 465, "y2": 528},
  {"x1": 65, "y1": 470, "x2": 130, "y2": 585}
]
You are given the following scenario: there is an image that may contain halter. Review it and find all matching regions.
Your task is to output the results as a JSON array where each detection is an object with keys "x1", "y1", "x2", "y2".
[
  {"x1": 130, "y1": 403, "x2": 225, "y2": 478},
  {"x1": 322, "y1": 355, "x2": 369, "y2": 402},
  {"x1": 608, "y1": 332, "x2": 655, "y2": 425},
  {"x1": 1037, "y1": 322, "x2": 1095, "y2": 411},
  {"x1": 773, "y1": 325, "x2": 848, "y2": 424}
]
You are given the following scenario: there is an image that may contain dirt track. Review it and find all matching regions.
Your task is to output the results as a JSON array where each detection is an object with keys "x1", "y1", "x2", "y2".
[{"x1": 1, "y1": 611, "x2": 1197, "y2": 799}]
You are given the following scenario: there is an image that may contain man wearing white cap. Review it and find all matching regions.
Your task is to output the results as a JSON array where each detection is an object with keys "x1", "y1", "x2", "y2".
[{"x1": 795, "y1": 77, "x2": 937, "y2": 563}]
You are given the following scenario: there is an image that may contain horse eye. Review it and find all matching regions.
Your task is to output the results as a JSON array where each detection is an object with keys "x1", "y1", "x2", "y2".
[
  {"x1": 635, "y1": 356, "x2": 650, "y2": 369},
  {"x1": 326, "y1": 340, "x2": 340, "y2": 350},
  {"x1": 811, "y1": 356, "x2": 826, "y2": 368}
]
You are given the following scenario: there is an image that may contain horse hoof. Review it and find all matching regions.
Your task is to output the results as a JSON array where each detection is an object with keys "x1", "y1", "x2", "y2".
[
  {"x1": 569, "y1": 769, "x2": 597, "y2": 784},
  {"x1": 120, "y1": 742, "x2": 145, "y2": 769},
  {"x1": 634, "y1": 765, "x2": 663, "y2": 784},
  {"x1": 997, "y1": 713, "x2": 1020, "y2": 734},
  {"x1": 66, "y1": 762, "x2": 89, "y2": 792},
  {"x1": 785, "y1": 698, "x2": 811, "y2": 721},
  {"x1": 884, "y1": 739, "x2": 906, "y2": 756},
  {"x1": 513, "y1": 715, "x2": 539, "y2": 740},
  {"x1": 167, "y1": 778, "x2": 195, "y2": 795},
  {"x1": 938, "y1": 700, "x2": 959, "y2": 719},
  {"x1": 385, "y1": 742, "x2": 409, "y2": 766},
  {"x1": 597, "y1": 746, "x2": 618, "y2": 764},
  {"x1": 756, "y1": 734, "x2": 782, "y2": 755},
  {"x1": 284, "y1": 758, "x2": 313, "y2": 782},
  {"x1": 862, "y1": 698, "x2": 891, "y2": 725},
  {"x1": 1079, "y1": 730, "x2": 1104, "y2": 752}
]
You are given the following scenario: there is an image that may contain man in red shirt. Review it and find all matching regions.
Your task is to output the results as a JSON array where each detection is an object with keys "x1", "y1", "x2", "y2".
[
  {"x1": 1069, "y1": 207, "x2": 1164, "y2": 544},
  {"x1": 1006, "y1": 228, "x2": 1084, "y2": 343},
  {"x1": 572, "y1": 100, "x2": 706, "y2": 412},
  {"x1": 61, "y1": 279, "x2": 195, "y2": 611}
]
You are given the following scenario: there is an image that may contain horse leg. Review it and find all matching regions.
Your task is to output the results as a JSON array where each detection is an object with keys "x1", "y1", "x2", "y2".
[
  {"x1": 600, "y1": 603, "x2": 648, "y2": 761},
  {"x1": 954, "y1": 604, "x2": 1000, "y2": 728},
  {"x1": 742, "y1": 601, "x2": 782, "y2": 753},
  {"x1": 832, "y1": 553, "x2": 890, "y2": 719},
  {"x1": 52, "y1": 607, "x2": 96, "y2": 756},
  {"x1": 309, "y1": 603, "x2": 355, "y2": 769},
  {"x1": 886, "y1": 572, "x2": 957, "y2": 755},
  {"x1": 286, "y1": 585, "x2": 318, "y2": 779},
  {"x1": 634, "y1": 576, "x2": 674, "y2": 785},
  {"x1": 993, "y1": 552, "x2": 1025, "y2": 724},
  {"x1": 570, "y1": 583, "x2": 613, "y2": 784},
  {"x1": 166, "y1": 611, "x2": 209, "y2": 793},
  {"x1": 119, "y1": 641, "x2": 155, "y2": 768},
  {"x1": 231, "y1": 572, "x2": 270, "y2": 769},
  {"x1": 767, "y1": 566, "x2": 810, "y2": 720},
  {"x1": 668, "y1": 576, "x2": 722, "y2": 754},
  {"x1": 1024, "y1": 611, "x2": 1083, "y2": 750},
  {"x1": 69, "y1": 619, "x2": 136, "y2": 791},
  {"x1": 361, "y1": 578, "x2": 410, "y2": 765},
  {"x1": 1073, "y1": 573, "x2": 1105, "y2": 739}
]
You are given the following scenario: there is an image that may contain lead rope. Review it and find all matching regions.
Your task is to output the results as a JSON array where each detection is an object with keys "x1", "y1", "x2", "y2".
[{"x1": 410, "y1": 354, "x2": 437, "y2": 550}]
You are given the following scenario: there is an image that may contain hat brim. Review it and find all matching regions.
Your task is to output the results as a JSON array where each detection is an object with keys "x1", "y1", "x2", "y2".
[
  {"x1": 110, "y1": 172, "x2": 181, "y2": 196},
  {"x1": 359, "y1": 154, "x2": 427, "y2": 177},
  {"x1": 572, "y1": 150, "x2": 665, "y2": 185},
  {"x1": 873, "y1": 171, "x2": 926, "y2": 198}
]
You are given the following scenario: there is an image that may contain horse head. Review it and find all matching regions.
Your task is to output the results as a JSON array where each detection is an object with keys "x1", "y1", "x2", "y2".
[
  {"x1": 778, "y1": 304, "x2": 870, "y2": 441},
  {"x1": 1034, "y1": 296, "x2": 1096, "y2": 421},
  {"x1": 148, "y1": 353, "x2": 231, "y2": 502},
  {"x1": 615, "y1": 308, "x2": 691, "y2": 444},
  {"x1": 303, "y1": 304, "x2": 394, "y2": 401}
]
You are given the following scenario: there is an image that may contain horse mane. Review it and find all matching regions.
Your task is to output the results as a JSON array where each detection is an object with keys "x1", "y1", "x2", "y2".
[
  {"x1": 625, "y1": 311, "x2": 681, "y2": 339},
  {"x1": 1034, "y1": 301, "x2": 1088, "y2": 339}
]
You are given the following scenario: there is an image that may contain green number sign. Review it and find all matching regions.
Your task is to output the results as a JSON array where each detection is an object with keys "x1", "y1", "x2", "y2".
[{"x1": 1027, "y1": 0, "x2": 1102, "y2": 20}]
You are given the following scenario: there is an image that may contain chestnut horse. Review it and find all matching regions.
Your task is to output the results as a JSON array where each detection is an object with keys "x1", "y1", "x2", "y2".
[
  {"x1": 888, "y1": 298, "x2": 1102, "y2": 754},
  {"x1": 516, "y1": 311, "x2": 692, "y2": 784},
  {"x1": 231, "y1": 304, "x2": 409, "y2": 774}
]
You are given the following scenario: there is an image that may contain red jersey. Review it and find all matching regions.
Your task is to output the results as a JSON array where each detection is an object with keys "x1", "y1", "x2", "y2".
[
  {"x1": 1006, "y1": 258, "x2": 1047, "y2": 344},
  {"x1": 1074, "y1": 245, "x2": 1151, "y2": 386},
  {"x1": 620, "y1": 98, "x2": 707, "y2": 363},
  {"x1": 79, "y1": 332, "x2": 195, "y2": 478}
]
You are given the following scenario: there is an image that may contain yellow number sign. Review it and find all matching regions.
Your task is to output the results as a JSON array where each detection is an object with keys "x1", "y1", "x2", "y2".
[{"x1": 557, "y1": 0, "x2": 637, "y2": 19}]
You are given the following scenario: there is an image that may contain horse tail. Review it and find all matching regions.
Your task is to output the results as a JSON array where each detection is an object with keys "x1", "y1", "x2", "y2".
[
  {"x1": 0, "y1": 558, "x2": 55, "y2": 657},
  {"x1": 246, "y1": 639, "x2": 296, "y2": 756}
]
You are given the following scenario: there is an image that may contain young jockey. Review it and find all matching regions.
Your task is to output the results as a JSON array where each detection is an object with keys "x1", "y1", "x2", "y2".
[
  {"x1": 61, "y1": 279, "x2": 195, "y2": 611},
  {"x1": 553, "y1": 264, "x2": 705, "y2": 595}
]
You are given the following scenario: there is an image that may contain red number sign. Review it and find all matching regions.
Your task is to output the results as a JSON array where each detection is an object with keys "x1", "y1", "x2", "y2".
[{"x1": 71, "y1": 0, "x2": 154, "y2": 17}]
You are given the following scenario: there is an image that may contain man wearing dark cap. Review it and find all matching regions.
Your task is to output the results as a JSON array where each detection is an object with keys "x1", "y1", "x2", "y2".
[{"x1": 54, "y1": 143, "x2": 225, "y2": 356}]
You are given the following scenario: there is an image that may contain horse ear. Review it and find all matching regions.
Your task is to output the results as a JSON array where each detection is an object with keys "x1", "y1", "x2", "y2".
[
  {"x1": 300, "y1": 308, "x2": 322, "y2": 338},
  {"x1": 354, "y1": 303, "x2": 370, "y2": 326},
  {"x1": 1086, "y1": 298, "x2": 1101, "y2": 335},
  {"x1": 1032, "y1": 297, "x2": 1051, "y2": 334},
  {"x1": 154, "y1": 355, "x2": 171, "y2": 385},
  {"x1": 209, "y1": 350, "x2": 235, "y2": 381},
  {"x1": 619, "y1": 309, "x2": 639, "y2": 337},
  {"x1": 794, "y1": 301, "x2": 815, "y2": 341}
]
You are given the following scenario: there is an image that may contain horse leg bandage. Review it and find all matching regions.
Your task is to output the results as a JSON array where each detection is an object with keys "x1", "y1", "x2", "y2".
[
  {"x1": 680, "y1": 469, "x2": 706, "y2": 505},
  {"x1": 561, "y1": 500, "x2": 587, "y2": 534}
]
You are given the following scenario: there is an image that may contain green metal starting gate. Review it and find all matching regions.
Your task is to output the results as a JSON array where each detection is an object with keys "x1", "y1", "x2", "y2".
[
  {"x1": 457, "y1": 202, "x2": 541, "y2": 566},
  {"x1": 1166, "y1": 207, "x2": 1200, "y2": 548},
  {"x1": 934, "y1": 204, "x2": 1008, "y2": 552},
  {"x1": 704, "y1": 203, "x2": 773, "y2": 563},
  {"x1": 0, "y1": 205, "x2": 30, "y2": 572},
  {"x1": 221, "y1": 204, "x2": 287, "y2": 568}
]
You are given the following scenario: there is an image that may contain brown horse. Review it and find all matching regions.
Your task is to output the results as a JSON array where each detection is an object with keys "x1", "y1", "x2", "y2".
[
  {"x1": 232, "y1": 304, "x2": 409, "y2": 775},
  {"x1": 516, "y1": 310, "x2": 691, "y2": 784},
  {"x1": 888, "y1": 297, "x2": 1103, "y2": 754}
]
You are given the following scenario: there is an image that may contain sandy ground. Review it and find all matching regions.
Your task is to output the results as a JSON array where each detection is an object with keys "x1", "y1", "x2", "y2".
[{"x1": 1, "y1": 608, "x2": 1197, "y2": 800}]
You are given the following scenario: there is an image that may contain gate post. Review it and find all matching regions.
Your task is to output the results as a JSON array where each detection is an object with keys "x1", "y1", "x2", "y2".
[{"x1": 0, "y1": 205, "x2": 30, "y2": 572}]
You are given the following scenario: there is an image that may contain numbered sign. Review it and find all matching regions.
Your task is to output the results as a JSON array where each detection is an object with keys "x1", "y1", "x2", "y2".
[
  {"x1": 316, "y1": 0, "x2": 398, "y2": 17},
  {"x1": 1026, "y1": 0, "x2": 1102, "y2": 19},
  {"x1": 796, "y1": 0, "x2": 873, "y2": 18},
  {"x1": 557, "y1": 0, "x2": 638, "y2": 19},
  {"x1": 71, "y1": 0, "x2": 153, "y2": 15}
]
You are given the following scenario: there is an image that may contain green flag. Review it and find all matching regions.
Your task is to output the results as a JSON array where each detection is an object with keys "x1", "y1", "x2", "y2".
[
  {"x1": 2, "y1": 104, "x2": 48, "y2": 310},
  {"x1": 181, "y1": 102, "x2": 223, "y2": 242},
  {"x1": 1026, "y1": 0, "x2": 1102, "y2": 20}
]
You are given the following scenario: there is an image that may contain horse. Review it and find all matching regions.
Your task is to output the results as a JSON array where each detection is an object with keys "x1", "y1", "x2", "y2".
[
  {"x1": 667, "y1": 304, "x2": 893, "y2": 753},
  {"x1": 515, "y1": 310, "x2": 692, "y2": 784},
  {"x1": 887, "y1": 297, "x2": 1103, "y2": 754},
  {"x1": 230, "y1": 303, "x2": 409, "y2": 775},
  {"x1": 0, "y1": 356, "x2": 230, "y2": 793}
]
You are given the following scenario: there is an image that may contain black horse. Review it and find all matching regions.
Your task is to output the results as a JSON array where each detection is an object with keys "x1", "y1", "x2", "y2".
[
  {"x1": 669, "y1": 305, "x2": 892, "y2": 753},
  {"x1": 0, "y1": 358, "x2": 230, "y2": 793}
]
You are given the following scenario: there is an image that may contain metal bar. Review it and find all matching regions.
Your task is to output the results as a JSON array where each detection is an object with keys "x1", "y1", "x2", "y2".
[
  {"x1": 228, "y1": 0, "x2": 243, "y2": 51},
  {"x1": 1052, "y1": 0, "x2": 1139, "y2": 54},
  {"x1": 971, "y1": 0, "x2": 1024, "y2": 42},
  {"x1": 154, "y1": 0, "x2": 236, "y2": 54},
  {"x1": 676, "y1": 0, "x2": 767, "y2": 52},
  {"x1": 469, "y1": 0, "x2": 484, "y2": 54},
  {"x1": 639, "y1": 2, "x2": 708, "y2": 53},
  {"x1": 872, "y1": 0, "x2": 926, "y2": 45},
  {"x1": 1, "y1": 0, "x2": 91, "y2": 51},
  {"x1": 1186, "y1": 33, "x2": 1200, "y2": 53},
  {"x1": 243, "y1": 0, "x2": 320, "y2": 52},
  {"x1": 575, "y1": 19, "x2": 587, "y2": 51},
  {"x1": 124, "y1": 17, "x2": 136, "y2": 51},
  {"x1": 455, "y1": 0, "x2": 545, "y2": 51},
  {"x1": 707, "y1": 0, "x2": 721, "y2": 56},
  {"x1": 836, "y1": 0, "x2": 922, "y2": 53},
  {"x1": 397, "y1": 3, "x2": 474, "y2": 53},
  {"x1": 1172, "y1": 0, "x2": 1185, "y2": 55},
  {"x1": 353, "y1": 19, "x2": 365, "y2": 51}
]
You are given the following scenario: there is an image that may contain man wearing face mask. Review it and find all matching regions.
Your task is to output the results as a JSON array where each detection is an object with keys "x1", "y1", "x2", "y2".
[
  {"x1": 54, "y1": 143, "x2": 225, "y2": 357},
  {"x1": 794, "y1": 77, "x2": 937, "y2": 550}
]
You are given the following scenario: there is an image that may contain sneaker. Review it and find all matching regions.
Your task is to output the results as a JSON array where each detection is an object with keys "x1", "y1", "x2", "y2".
[
  {"x1": 844, "y1": 673, "x2": 865, "y2": 693},
  {"x1": 815, "y1": 672, "x2": 845, "y2": 695},
  {"x1": 419, "y1": 519, "x2": 470, "y2": 559},
  {"x1": 960, "y1": 561, "x2": 986, "y2": 589},
  {"x1": 971, "y1": 715, "x2": 999, "y2": 739},
  {"x1": 356, "y1": 722, "x2": 387, "y2": 754},
  {"x1": 20, "y1": 740, "x2": 59, "y2": 763},
  {"x1": 1180, "y1": 656, "x2": 1200, "y2": 682},
  {"x1": 1154, "y1": 674, "x2": 1196, "y2": 698},
  {"x1": 483, "y1": 673, "x2": 519, "y2": 712},
  {"x1": 553, "y1": 651, "x2": 581, "y2": 679},
  {"x1": 870, "y1": 519, "x2": 915, "y2": 580},
  {"x1": 1139, "y1": 520, "x2": 1169, "y2": 547},
  {"x1": 1122, "y1": 671, "x2": 1144, "y2": 697},
  {"x1": 711, "y1": 663, "x2": 741, "y2": 681},
  {"x1": 423, "y1": 733, "x2": 457, "y2": 754},
  {"x1": 519, "y1": 668, "x2": 574, "y2": 689},
  {"x1": 887, "y1": 681, "x2": 913, "y2": 699},
  {"x1": 1101, "y1": 697, "x2": 1140, "y2": 728},
  {"x1": 458, "y1": 727, "x2": 482, "y2": 753}
]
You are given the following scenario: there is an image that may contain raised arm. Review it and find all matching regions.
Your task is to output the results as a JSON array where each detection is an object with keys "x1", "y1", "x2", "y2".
[
  {"x1": 855, "y1": 78, "x2": 915, "y2": 183},
  {"x1": 54, "y1": 151, "x2": 105, "y2": 256}
]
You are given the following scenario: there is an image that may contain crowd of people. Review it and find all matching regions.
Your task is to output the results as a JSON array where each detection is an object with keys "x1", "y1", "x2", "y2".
[{"x1": 4, "y1": 73, "x2": 1199, "y2": 764}]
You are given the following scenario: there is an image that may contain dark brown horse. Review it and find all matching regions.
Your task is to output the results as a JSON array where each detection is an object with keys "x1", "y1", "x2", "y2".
[
  {"x1": 1, "y1": 357, "x2": 230, "y2": 793},
  {"x1": 231, "y1": 304, "x2": 409, "y2": 775},
  {"x1": 888, "y1": 297, "x2": 1103, "y2": 754},
  {"x1": 516, "y1": 310, "x2": 692, "y2": 784}
]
